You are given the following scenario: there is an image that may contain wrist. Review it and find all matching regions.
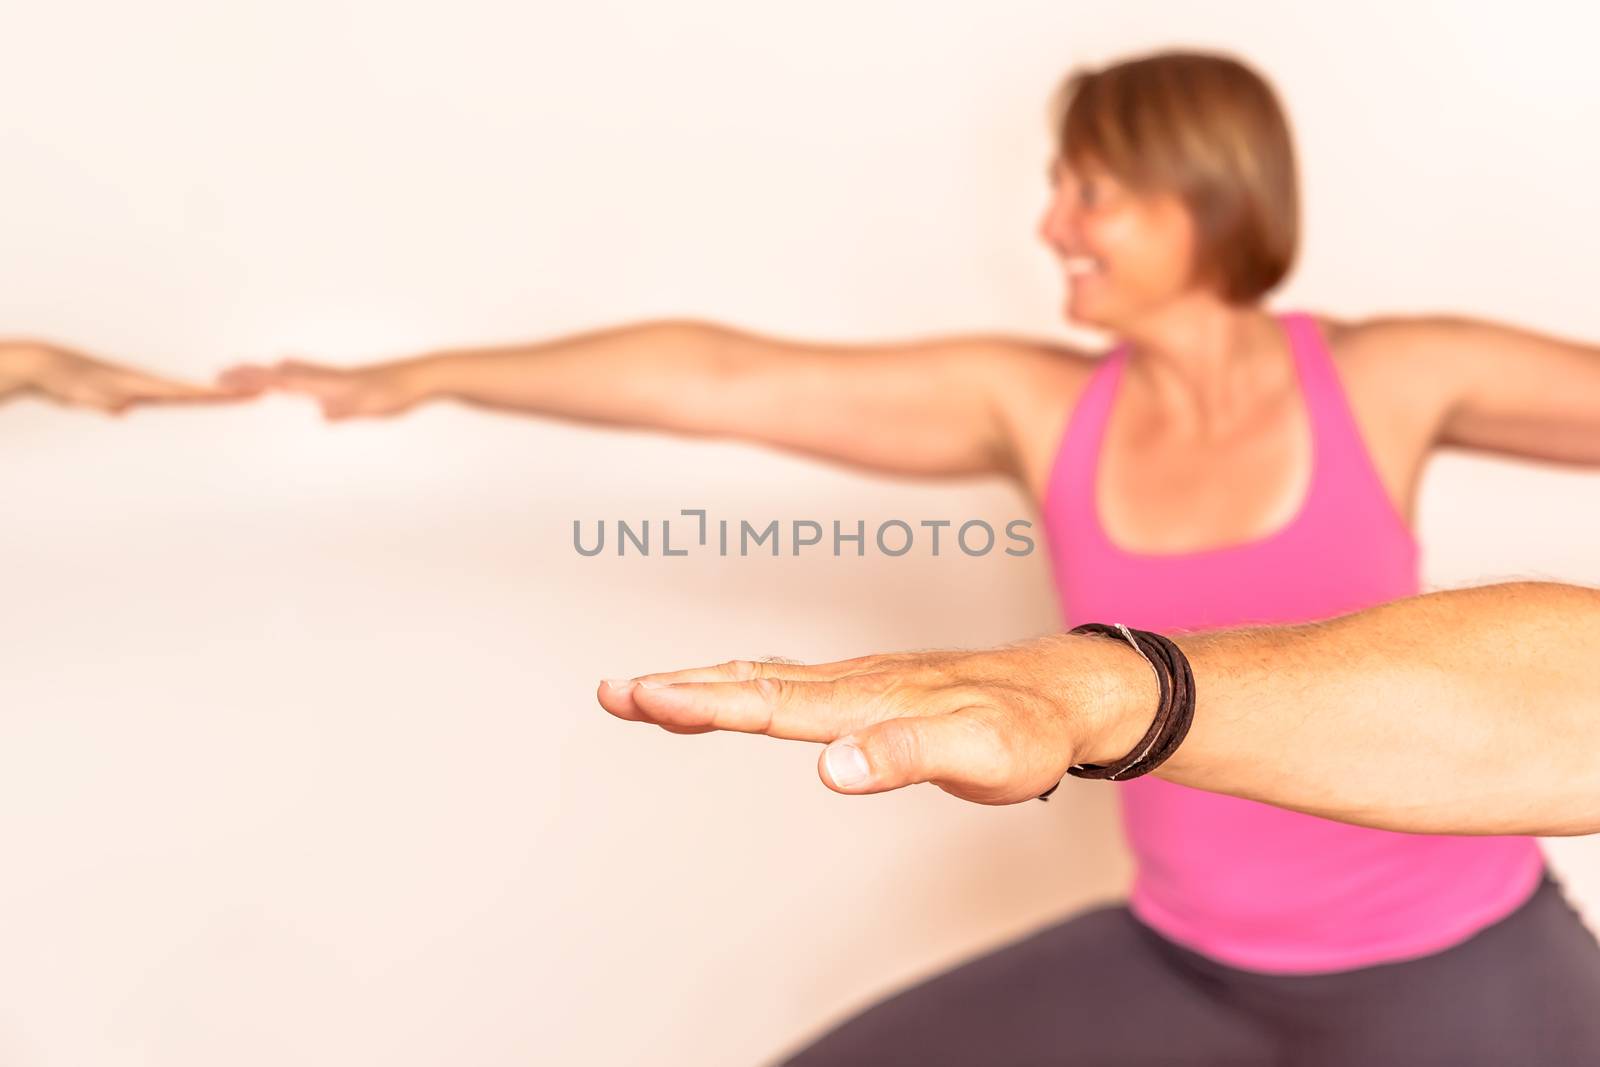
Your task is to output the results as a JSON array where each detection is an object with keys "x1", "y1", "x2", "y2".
[
  {"x1": 1057, "y1": 630, "x2": 1161, "y2": 768},
  {"x1": 393, "y1": 352, "x2": 452, "y2": 405}
]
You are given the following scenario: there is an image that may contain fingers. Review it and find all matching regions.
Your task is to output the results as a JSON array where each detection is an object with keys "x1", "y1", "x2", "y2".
[
  {"x1": 628, "y1": 653, "x2": 891, "y2": 689},
  {"x1": 596, "y1": 656, "x2": 1056, "y2": 803},
  {"x1": 217, "y1": 359, "x2": 410, "y2": 420},
  {"x1": 821, "y1": 712, "x2": 1015, "y2": 802},
  {"x1": 600, "y1": 670, "x2": 916, "y2": 743},
  {"x1": 634, "y1": 678, "x2": 852, "y2": 741},
  {"x1": 105, "y1": 366, "x2": 254, "y2": 405},
  {"x1": 16, "y1": 345, "x2": 397, "y2": 414},
  {"x1": 601, "y1": 652, "x2": 968, "y2": 739},
  {"x1": 216, "y1": 363, "x2": 277, "y2": 394},
  {"x1": 273, "y1": 359, "x2": 349, "y2": 396},
  {"x1": 216, "y1": 358, "x2": 339, "y2": 392},
  {"x1": 595, "y1": 680, "x2": 715, "y2": 734},
  {"x1": 29, "y1": 348, "x2": 253, "y2": 412},
  {"x1": 599, "y1": 678, "x2": 1014, "y2": 797},
  {"x1": 226, "y1": 359, "x2": 349, "y2": 401}
]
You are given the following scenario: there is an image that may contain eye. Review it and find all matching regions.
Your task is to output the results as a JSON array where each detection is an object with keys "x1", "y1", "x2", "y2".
[{"x1": 1080, "y1": 177, "x2": 1099, "y2": 208}]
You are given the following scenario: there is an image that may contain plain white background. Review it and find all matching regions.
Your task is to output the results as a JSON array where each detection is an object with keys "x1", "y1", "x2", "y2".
[{"x1": 1, "y1": 1, "x2": 1597, "y2": 1064}]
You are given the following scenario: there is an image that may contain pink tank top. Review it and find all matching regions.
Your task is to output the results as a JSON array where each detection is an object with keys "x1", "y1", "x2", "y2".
[{"x1": 1040, "y1": 312, "x2": 1544, "y2": 974}]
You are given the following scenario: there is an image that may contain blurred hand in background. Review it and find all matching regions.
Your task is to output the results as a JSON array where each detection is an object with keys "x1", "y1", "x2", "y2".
[
  {"x1": 0, "y1": 340, "x2": 255, "y2": 415},
  {"x1": 217, "y1": 357, "x2": 432, "y2": 421}
]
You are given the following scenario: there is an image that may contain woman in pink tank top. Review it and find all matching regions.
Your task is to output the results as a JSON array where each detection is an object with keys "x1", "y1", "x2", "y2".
[
  {"x1": 234, "y1": 50, "x2": 1600, "y2": 1065},
  {"x1": 1042, "y1": 310, "x2": 1544, "y2": 974},
  {"x1": 769, "y1": 54, "x2": 1600, "y2": 1065}
]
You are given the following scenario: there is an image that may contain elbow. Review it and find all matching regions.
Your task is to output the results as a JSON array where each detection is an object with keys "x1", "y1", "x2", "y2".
[{"x1": 638, "y1": 319, "x2": 750, "y2": 378}]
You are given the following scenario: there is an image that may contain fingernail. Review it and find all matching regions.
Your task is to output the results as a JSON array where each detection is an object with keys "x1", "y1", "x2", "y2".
[
  {"x1": 824, "y1": 743, "x2": 871, "y2": 788},
  {"x1": 636, "y1": 679, "x2": 667, "y2": 690},
  {"x1": 603, "y1": 678, "x2": 634, "y2": 693}
]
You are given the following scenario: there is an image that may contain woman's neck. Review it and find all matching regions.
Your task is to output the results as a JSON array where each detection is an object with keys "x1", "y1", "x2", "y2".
[{"x1": 1117, "y1": 297, "x2": 1288, "y2": 432}]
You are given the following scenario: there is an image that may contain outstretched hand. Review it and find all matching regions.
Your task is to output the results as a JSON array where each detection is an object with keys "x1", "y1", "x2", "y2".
[
  {"x1": 597, "y1": 638, "x2": 1150, "y2": 804},
  {"x1": 217, "y1": 358, "x2": 431, "y2": 420},
  {"x1": 0, "y1": 341, "x2": 255, "y2": 414}
]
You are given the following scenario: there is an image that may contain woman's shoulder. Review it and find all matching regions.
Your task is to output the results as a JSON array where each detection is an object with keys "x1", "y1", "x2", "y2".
[
  {"x1": 977, "y1": 337, "x2": 1108, "y2": 503},
  {"x1": 986, "y1": 334, "x2": 1105, "y2": 395},
  {"x1": 1296, "y1": 312, "x2": 1456, "y2": 504},
  {"x1": 986, "y1": 337, "x2": 1107, "y2": 440},
  {"x1": 1297, "y1": 312, "x2": 1467, "y2": 408},
  {"x1": 1312, "y1": 312, "x2": 1460, "y2": 369}
]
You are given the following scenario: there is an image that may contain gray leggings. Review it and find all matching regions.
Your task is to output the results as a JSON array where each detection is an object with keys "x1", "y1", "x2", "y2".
[{"x1": 776, "y1": 873, "x2": 1600, "y2": 1066}]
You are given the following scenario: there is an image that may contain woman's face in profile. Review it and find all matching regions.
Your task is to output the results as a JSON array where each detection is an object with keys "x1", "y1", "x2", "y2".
[{"x1": 1037, "y1": 156, "x2": 1199, "y2": 332}]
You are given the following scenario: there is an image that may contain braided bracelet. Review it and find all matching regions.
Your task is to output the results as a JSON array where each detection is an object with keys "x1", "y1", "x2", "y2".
[{"x1": 1036, "y1": 623, "x2": 1196, "y2": 801}]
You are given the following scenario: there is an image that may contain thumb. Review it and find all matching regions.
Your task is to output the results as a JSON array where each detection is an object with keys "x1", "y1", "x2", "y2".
[{"x1": 820, "y1": 712, "x2": 1009, "y2": 800}]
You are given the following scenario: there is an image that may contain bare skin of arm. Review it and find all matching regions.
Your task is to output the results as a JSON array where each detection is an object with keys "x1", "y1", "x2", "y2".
[
  {"x1": 219, "y1": 311, "x2": 1599, "y2": 536},
  {"x1": 1153, "y1": 580, "x2": 1600, "y2": 835},
  {"x1": 1331, "y1": 315, "x2": 1600, "y2": 524},
  {"x1": 598, "y1": 581, "x2": 1600, "y2": 837},
  {"x1": 220, "y1": 320, "x2": 1091, "y2": 486}
]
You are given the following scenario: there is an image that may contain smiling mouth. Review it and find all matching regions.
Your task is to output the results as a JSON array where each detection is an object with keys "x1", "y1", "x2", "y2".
[{"x1": 1062, "y1": 255, "x2": 1102, "y2": 277}]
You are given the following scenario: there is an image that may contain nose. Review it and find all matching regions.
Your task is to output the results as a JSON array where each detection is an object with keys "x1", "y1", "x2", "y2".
[{"x1": 1037, "y1": 193, "x2": 1073, "y2": 252}]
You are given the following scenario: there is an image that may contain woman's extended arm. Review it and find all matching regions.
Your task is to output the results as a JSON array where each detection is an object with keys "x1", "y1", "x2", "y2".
[
  {"x1": 221, "y1": 320, "x2": 1087, "y2": 479},
  {"x1": 1348, "y1": 316, "x2": 1600, "y2": 466},
  {"x1": 599, "y1": 581, "x2": 1600, "y2": 837}
]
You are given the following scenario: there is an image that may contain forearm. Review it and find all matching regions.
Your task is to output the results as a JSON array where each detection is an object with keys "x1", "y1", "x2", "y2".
[
  {"x1": 1084, "y1": 582, "x2": 1600, "y2": 835},
  {"x1": 405, "y1": 319, "x2": 752, "y2": 433}
]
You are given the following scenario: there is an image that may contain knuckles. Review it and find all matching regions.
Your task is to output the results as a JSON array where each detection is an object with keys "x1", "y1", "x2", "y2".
[
  {"x1": 718, "y1": 659, "x2": 763, "y2": 681},
  {"x1": 752, "y1": 676, "x2": 786, "y2": 704}
]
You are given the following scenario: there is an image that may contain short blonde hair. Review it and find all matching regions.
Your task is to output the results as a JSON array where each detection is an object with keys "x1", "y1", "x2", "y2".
[{"x1": 1052, "y1": 51, "x2": 1299, "y2": 303}]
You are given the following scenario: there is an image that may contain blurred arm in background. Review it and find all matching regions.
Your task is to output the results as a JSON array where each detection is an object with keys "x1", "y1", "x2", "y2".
[
  {"x1": 218, "y1": 319, "x2": 1088, "y2": 490},
  {"x1": 217, "y1": 313, "x2": 1600, "y2": 507},
  {"x1": 1341, "y1": 315, "x2": 1600, "y2": 469}
]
